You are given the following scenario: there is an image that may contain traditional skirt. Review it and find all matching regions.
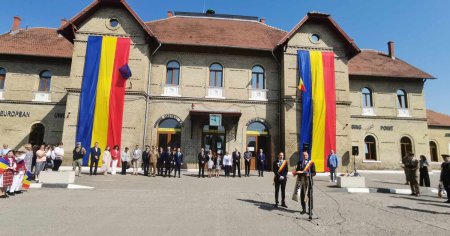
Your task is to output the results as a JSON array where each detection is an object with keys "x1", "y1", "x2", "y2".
[{"x1": 2, "y1": 169, "x2": 14, "y2": 187}]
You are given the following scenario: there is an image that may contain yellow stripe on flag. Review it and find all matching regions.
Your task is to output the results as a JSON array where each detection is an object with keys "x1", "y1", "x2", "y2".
[
  {"x1": 91, "y1": 36, "x2": 117, "y2": 166},
  {"x1": 309, "y1": 51, "x2": 326, "y2": 172}
]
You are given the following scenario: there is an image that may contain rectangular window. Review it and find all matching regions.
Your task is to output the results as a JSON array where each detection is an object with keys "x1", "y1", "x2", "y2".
[
  {"x1": 209, "y1": 71, "x2": 223, "y2": 87},
  {"x1": 166, "y1": 68, "x2": 179, "y2": 85},
  {"x1": 38, "y1": 78, "x2": 51, "y2": 92},
  {"x1": 364, "y1": 142, "x2": 377, "y2": 160}
]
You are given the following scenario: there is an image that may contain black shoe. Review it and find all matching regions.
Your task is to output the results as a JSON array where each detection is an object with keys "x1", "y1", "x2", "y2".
[
  {"x1": 281, "y1": 203, "x2": 288, "y2": 208},
  {"x1": 300, "y1": 209, "x2": 306, "y2": 215},
  {"x1": 0, "y1": 195, "x2": 7, "y2": 198},
  {"x1": 274, "y1": 202, "x2": 279, "y2": 208},
  {"x1": 14, "y1": 191, "x2": 22, "y2": 194},
  {"x1": 7, "y1": 192, "x2": 15, "y2": 196}
]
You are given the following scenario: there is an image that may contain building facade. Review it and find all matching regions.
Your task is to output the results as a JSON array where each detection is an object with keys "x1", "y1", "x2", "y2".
[{"x1": 0, "y1": 0, "x2": 448, "y2": 171}]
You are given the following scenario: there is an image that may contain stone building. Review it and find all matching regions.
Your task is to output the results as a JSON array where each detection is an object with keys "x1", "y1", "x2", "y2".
[{"x1": 0, "y1": 0, "x2": 448, "y2": 171}]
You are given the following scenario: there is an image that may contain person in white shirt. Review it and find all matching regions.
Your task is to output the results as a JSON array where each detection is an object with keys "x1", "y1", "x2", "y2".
[
  {"x1": 0, "y1": 144, "x2": 10, "y2": 157},
  {"x1": 102, "y1": 146, "x2": 111, "y2": 175},
  {"x1": 223, "y1": 151, "x2": 232, "y2": 177},
  {"x1": 121, "y1": 147, "x2": 130, "y2": 175},
  {"x1": 131, "y1": 145, "x2": 142, "y2": 175},
  {"x1": 53, "y1": 142, "x2": 64, "y2": 171}
]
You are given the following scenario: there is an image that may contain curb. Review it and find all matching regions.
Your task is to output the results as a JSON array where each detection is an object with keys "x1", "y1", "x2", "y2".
[{"x1": 29, "y1": 183, "x2": 94, "y2": 190}]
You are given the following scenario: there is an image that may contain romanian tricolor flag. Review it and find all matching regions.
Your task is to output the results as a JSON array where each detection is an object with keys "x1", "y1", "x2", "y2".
[
  {"x1": 298, "y1": 50, "x2": 336, "y2": 172},
  {"x1": 22, "y1": 176, "x2": 31, "y2": 190},
  {"x1": 76, "y1": 36, "x2": 131, "y2": 166},
  {"x1": 0, "y1": 158, "x2": 10, "y2": 171}
]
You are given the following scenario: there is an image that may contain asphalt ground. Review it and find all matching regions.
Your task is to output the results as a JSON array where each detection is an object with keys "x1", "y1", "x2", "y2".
[{"x1": 0, "y1": 170, "x2": 449, "y2": 236}]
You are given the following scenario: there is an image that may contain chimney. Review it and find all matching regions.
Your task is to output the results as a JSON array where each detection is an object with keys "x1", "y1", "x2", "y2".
[
  {"x1": 167, "y1": 11, "x2": 173, "y2": 18},
  {"x1": 260, "y1": 17, "x2": 266, "y2": 24},
  {"x1": 11, "y1": 16, "x2": 21, "y2": 31},
  {"x1": 388, "y1": 41, "x2": 395, "y2": 59},
  {"x1": 60, "y1": 19, "x2": 68, "y2": 28}
]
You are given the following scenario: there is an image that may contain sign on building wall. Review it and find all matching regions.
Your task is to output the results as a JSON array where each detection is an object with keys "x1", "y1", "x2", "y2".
[
  {"x1": 0, "y1": 110, "x2": 30, "y2": 118},
  {"x1": 209, "y1": 114, "x2": 222, "y2": 126}
]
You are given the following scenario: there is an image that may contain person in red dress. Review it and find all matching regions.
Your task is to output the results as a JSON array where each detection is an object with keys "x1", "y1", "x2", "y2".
[{"x1": 1, "y1": 150, "x2": 16, "y2": 198}]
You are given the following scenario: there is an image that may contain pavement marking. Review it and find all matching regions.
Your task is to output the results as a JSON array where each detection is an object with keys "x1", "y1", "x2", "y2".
[{"x1": 346, "y1": 188, "x2": 370, "y2": 193}]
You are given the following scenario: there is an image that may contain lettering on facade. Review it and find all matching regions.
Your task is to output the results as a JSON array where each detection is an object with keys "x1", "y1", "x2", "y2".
[
  {"x1": 351, "y1": 125, "x2": 362, "y2": 130},
  {"x1": 0, "y1": 110, "x2": 30, "y2": 118},
  {"x1": 54, "y1": 113, "x2": 65, "y2": 119},
  {"x1": 380, "y1": 126, "x2": 394, "y2": 131},
  {"x1": 154, "y1": 114, "x2": 184, "y2": 128}
]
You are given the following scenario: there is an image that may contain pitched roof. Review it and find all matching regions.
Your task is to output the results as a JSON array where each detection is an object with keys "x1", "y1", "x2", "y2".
[
  {"x1": 349, "y1": 50, "x2": 434, "y2": 79},
  {"x1": 58, "y1": 0, "x2": 159, "y2": 44},
  {"x1": 277, "y1": 12, "x2": 360, "y2": 58},
  {"x1": 0, "y1": 28, "x2": 73, "y2": 59},
  {"x1": 145, "y1": 16, "x2": 287, "y2": 51},
  {"x1": 427, "y1": 110, "x2": 450, "y2": 127}
]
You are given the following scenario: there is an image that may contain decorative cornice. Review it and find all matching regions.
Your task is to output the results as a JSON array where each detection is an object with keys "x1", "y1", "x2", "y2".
[
  {"x1": 351, "y1": 115, "x2": 427, "y2": 122},
  {"x1": 0, "y1": 99, "x2": 66, "y2": 106}
]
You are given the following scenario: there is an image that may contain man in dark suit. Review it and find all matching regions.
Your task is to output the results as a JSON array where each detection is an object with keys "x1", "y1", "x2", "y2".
[
  {"x1": 142, "y1": 145, "x2": 150, "y2": 176},
  {"x1": 232, "y1": 148, "x2": 241, "y2": 177},
  {"x1": 273, "y1": 152, "x2": 288, "y2": 208},
  {"x1": 440, "y1": 154, "x2": 450, "y2": 203},
  {"x1": 173, "y1": 147, "x2": 183, "y2": 178},
  {"x1": 157, "y1": 147, "x2": 164, "y2": 176},
  {"x1": 198, "y1": 148, "x2": 206, "y2": 178},
  {"x1": 90, "y1": 142, "x2": 101, "y2": 176},
  {"x1": 164, "y1": 146, "x2": 173, "y2": 177},
  {"x1": 294, "y1": 151, "x2": 316, "y2": 214},
  {"x1": 257, "y1": 149, "x2": 266, "y2": 177}
]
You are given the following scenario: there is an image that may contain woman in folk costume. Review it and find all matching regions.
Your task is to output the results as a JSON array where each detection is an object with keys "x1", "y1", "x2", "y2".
[
  {"x1": 292, "y1": 151, "x2": 316, "y2": 215},
  {"x1": 102, "y1": 146, "x2": 112, "y2": 175},
  {"x1": 11, "y1": 151, "x2": 26, "y2": 194},
  {"x1": 1, "y1": 150, "x2": 16, "y2": 197},
  {"x1": 111, "y1": 145, "x2": 120, "y2": 175}
]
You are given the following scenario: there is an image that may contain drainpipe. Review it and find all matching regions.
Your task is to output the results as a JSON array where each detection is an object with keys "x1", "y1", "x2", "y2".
[
  {"x1": 142, "y1": 41, "x2": 162, "y2": 146},
  {"x1": 271, "y1": 48, "x2": 282, "y2": 169}
]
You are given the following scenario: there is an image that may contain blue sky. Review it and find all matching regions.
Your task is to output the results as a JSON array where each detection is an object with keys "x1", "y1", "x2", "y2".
[{"x1": 1, "y1": 0, "x2": 449, "y2": 114}]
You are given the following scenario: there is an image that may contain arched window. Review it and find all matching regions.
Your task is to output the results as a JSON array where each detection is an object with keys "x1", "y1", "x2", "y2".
[
  {"x1": 362, "y1": 87, "x2": 373, "y2": 108},
  {"x1": 397, "y1": 89, "x2": 408, "y2": 109},
  {"x1": 400, "y1": 136, "x2": 413, "y2": 158},
  {"x1": 39, "y1": 70, "x2": 52, "y2": 92},
  {"x1": 0, "y1": 67, "x2": 6, "y2": 90},
  {"x1": 251, "y1": 66, "x2": 265, "y2": 89},
  {"x1": 429, "y1": 141, "x2": 439, "y2": 162},
  {"x1": 166, "y1": 61, "x2": 180, "y2": 85},
  {"x1": 209, "y1": 63, "x2": 223, "y2": 87},
  {"x1": 364, "y1": 135, "x2": 377, "y2": 160},
  {"x1": 247, "y1": 121, "x2": 269, "y2": 135}
]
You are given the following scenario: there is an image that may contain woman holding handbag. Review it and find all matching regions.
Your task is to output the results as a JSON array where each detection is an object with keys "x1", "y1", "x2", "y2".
[{"x1": 111, "y1": 145, "x2": 120, "y2": 175}]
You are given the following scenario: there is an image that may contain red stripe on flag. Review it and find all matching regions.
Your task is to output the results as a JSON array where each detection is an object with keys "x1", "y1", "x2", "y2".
[
  {"x1": 107, "y1": 38, "x2": 131, "y2": 167},
  {"x1": 322, "y1": 52, "x2": 336, "y2": 172}
]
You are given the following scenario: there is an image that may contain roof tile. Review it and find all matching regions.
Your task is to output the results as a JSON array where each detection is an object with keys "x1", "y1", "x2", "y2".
[
  {"x1": 0, "y1": 28, "x2": 73, "y2": 58},
  {"x1": 146, "y1": 17, "x2": 287, "y2": 50},
  {"x1": 349, "y1": 50, "x2": 434, "y2": 79},
  {"x1": 427, "y1": 110, "x2": 450, "y2": 127}
]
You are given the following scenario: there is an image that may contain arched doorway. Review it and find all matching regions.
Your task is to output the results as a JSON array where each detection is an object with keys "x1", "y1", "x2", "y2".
[
  {"x1": 202, "y1": 124, "x2": 226, "y2": 154},
  {"x1": 429, "y1": 141, "x2": 439, "y2": 162},
  {"x1": 157, "y1": 118, "x2": 181, "y2": 149},
  {"x1": 246, "y1": 121, "x2": 270, "y2": 170},
  {"x1": 400, "y1": 136, "x2": 413, "y2": 158},
  {"x1": 28, "y1": 123, "x2": 45, "y2": 146}
]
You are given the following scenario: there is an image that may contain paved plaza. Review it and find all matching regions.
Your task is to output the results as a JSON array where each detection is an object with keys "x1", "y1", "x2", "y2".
[{"x1": 0, "y1": 171, "x2": 449, "y2": 236}]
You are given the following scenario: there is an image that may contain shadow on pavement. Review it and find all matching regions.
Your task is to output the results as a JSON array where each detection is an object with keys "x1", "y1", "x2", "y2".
[
  {"x1": 390, "y1": 195, "x2": 445, "y2": 204},
  {"x1": 237, "y1": 199, "x2": 299, "y2": 214},
  {"x1": 387, "y1": 205, "x2": 450, "y2": 215},
  {"x1": 418, "y1": 202, "x2": 450, "y2": 208}
]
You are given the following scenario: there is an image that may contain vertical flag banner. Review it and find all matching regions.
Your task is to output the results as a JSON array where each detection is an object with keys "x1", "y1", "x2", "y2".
[
  {"x1": 76, "y1": 36, "x2": 131, "y2": 166},
  {"x1": 298, "y1": 50, "x2": 336, "y2": 172}
]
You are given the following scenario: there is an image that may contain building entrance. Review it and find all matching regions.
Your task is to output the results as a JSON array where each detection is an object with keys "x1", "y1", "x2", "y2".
[
  {"x1": 28, "y1": 123, "x2": 45, "y2": 146},
  {"x1": 246, "y1": 122, "x2": 270, "y2": 170},
  {"x1": 202, "y1": 125, "x2": 225, "y2": 154}
]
